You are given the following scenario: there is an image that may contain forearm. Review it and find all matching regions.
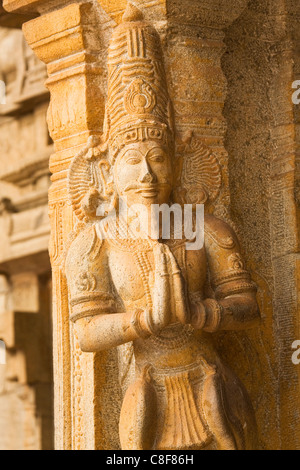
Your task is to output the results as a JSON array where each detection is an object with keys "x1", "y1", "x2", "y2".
[
  {"x1": 74, "y1": 309, "x2": 151, "y2": 353},
  {"x1": 217, "y1": 293, "x2": 260, "y2": 331},
  {"x1": 191, "y1": 292, "x2": 260, "y2": 333}
]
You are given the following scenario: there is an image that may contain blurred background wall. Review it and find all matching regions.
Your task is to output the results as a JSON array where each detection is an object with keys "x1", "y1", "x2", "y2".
[{"x1": 0, "y1": 3, "x2": 54, "y2": 450}]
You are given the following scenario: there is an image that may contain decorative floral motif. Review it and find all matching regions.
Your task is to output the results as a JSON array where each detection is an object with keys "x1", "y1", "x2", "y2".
[
  {"x1": 75, "y1": 272, "x2": 96, "y2": 292},
  {"x1": 174, "y1": 134, "x2": 222, "y2": 207},
  {"x1": 124, "y1": 78, "x2": 156, "y2": 116},
  {"x1": 228, "y1": 253, "x2": 245, "y2": 271}
]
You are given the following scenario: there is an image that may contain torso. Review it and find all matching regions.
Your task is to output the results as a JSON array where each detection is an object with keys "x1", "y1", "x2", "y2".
[
  {"x1": 95, "y1": 217, "x2": 255, "y2": 450},
  {"x1": 106, "y1": 234, "x2": 218, "y2": 373}
]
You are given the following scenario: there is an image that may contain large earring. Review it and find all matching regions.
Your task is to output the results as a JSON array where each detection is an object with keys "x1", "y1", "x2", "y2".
[
  {"x1": 68, "y1": 136, "x2": 114, "y2": 222},
  {"x1": 98, "y1": 159, "x2": 117, "y2": 216}
]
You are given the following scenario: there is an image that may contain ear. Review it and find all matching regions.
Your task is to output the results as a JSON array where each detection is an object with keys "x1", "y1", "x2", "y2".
[
  {"x1": 81, "y1": 188, "x2": 104, "y2": 218},
  {"x1": 173, "y1": 134, "x2": 221, "y2": 208},
  {"x1": 68, "y1": 136, "x2": 112, "y2": 223}
]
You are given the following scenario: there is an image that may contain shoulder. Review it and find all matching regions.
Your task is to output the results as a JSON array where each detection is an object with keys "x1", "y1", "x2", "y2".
[
  {"x1": 65, "y1": 224, "x2": 118, "y2": 322},
  {"x1": 204, "y1": 215, "x2": 257, "y2": 299},
  {"x1": 65, "y1": 223, "x2": 106, "y2": 274},
  {"x1": 204, "y1": 214, "x2": 240, "y2": 252}
]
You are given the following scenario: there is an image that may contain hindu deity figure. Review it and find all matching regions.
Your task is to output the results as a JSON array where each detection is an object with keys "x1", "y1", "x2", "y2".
[{"x1": 66, "y1": 3, "x2": 260, "y2": 450}]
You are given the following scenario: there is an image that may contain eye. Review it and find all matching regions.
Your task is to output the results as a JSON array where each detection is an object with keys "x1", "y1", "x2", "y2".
[
  {"x1": 125, "y1": 156, "x2": 141, "y2": 165},
  {"x1": 148, "y1": 154, "x2": 165, "y2": 163},
  {"x1": 147, "y1": 147, "x2": 167, "y2": 163},
  {"x1": 122, "y1": 149, "x2": 142, "y2": 165}
]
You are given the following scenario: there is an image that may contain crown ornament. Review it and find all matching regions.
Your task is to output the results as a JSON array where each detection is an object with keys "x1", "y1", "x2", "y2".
[
  {"x1": 124, "y1": 78, "x2": 156, "y2": 116},
  {"x1": 103, "y1": 2, "x2": 174, "y2": 163},
  {"x1": 67, "y1": 3, "x2": 222, "y2": 224}
]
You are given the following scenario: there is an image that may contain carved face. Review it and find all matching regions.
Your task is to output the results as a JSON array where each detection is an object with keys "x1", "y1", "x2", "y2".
[{"x1": 113, "y1": 141, "x2": 173, "y2": 207}]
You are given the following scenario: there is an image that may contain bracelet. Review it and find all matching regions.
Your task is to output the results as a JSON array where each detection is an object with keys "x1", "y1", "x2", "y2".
[
  {"x1": 130, "y1": 308, "x2": 152, "y2": 339},
  {"x1": 144, "y1": 307, "x2": 158, "y2": 336},
  {"x1": 191, "y1": 301, "x2": 207, "y2": 330},
  {"x1": 203, "y1": 299, "x2": 223, "y2": 333}
]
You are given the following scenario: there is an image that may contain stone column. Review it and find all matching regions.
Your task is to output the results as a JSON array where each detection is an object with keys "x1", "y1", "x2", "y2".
[
  {"x1": 10, "y1": 0, "x2": 300, "y2": 450},
  {"x1": 222, "y1": 0, "x2": 300, "y2": 449}
]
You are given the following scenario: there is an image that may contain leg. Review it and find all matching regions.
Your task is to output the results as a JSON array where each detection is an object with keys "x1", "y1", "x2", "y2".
[
  {"x1": 119, "y1": 367, "x2": 157, "y2": 450},
  {"x1": 201, "y1": 363, "x2": 240, "y2": 450}
]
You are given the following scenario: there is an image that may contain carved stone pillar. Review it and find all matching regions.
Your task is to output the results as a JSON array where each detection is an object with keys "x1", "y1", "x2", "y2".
[
  {"x1": 7, "y1": 0, "x2": 299, "y2": 451},
  {"x1": 2, "y1": 0, "x2": 252, "y2": 450}
]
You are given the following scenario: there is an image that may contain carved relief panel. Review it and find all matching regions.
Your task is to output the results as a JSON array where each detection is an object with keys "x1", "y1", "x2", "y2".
[{"x1": 65, "y1": 4, "x2": 260, "y2": 450}]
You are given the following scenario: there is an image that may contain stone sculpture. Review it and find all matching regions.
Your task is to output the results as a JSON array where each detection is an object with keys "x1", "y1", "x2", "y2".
[{"x1": 66, "y1": 3, "x2": 260, "y2": 450}]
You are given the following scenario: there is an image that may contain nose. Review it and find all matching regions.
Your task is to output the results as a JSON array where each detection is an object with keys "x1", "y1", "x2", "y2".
[{"x1": 139, "y1": 158, "x2": 157, "y2": 184}]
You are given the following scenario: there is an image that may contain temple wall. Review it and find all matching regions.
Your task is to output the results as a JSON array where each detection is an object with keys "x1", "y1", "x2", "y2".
[{"x1": 223, "y1": 0, "x2": 300, "y2": 449}]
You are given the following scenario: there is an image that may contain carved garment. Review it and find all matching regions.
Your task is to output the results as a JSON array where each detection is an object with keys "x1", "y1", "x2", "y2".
[{"x1": 65, "y1": 216, "x2": 257, "y2": 450}]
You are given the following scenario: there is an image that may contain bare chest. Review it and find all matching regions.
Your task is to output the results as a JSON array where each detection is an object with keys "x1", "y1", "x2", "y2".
[{"x1": 107, "y1": 243, "x2": 207, "y2": 305}]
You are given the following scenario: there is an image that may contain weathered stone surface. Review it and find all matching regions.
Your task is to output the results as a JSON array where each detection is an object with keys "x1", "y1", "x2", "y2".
[
  {"x1": 2, "y1": 0, "x2": 299, "y2": 451},
  {"x1": 0, "y1": 1, "x2": 34, "y2": 28},
  {"x1": 222, "y1": 0, "x2": 300, "y2": 449},
  {"x1": 64, "y1": 5, "x2": 260, "y2": 450}
]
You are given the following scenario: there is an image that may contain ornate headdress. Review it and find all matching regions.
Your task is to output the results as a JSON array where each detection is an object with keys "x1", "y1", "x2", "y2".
[
  {"x1": 68, "y1": 3, "x2": 222, "y2": 224},
  {"x1": 103, "y1": 3, "x2": 174, "y2": 162}
]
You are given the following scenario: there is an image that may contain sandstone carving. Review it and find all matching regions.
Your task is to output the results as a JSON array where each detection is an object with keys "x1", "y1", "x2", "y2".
[
  {"x1": 0, "y1": 26, "x2": 46, "y2": 111},
  {"x1": 65, "y1": 4, "x2": 260, "y2": 451}
]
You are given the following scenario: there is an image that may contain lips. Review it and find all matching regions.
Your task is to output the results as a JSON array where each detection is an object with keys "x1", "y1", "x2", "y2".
[
  {"x1": 125, "y1": 183, "x2": 169, "y2": 198},
  {"x1": 137, "y1": 186, "x2": 159, "y2": 198}
]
